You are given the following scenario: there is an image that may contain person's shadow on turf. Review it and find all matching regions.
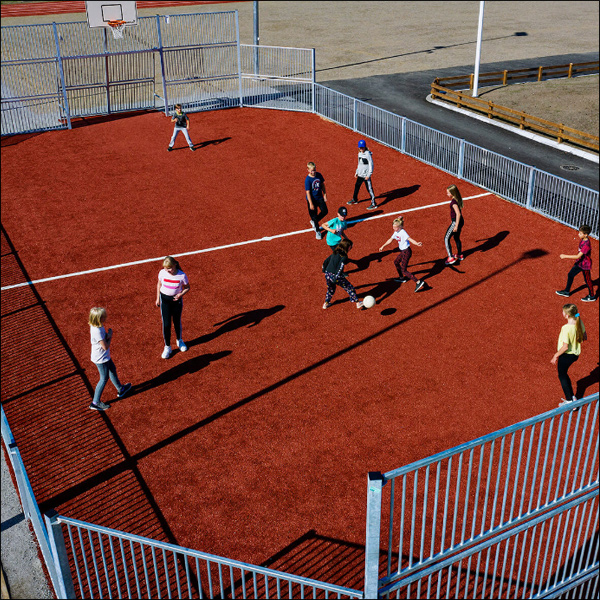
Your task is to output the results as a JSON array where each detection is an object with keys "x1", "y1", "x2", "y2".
[
  {"x1": 192, "y1": 137, "x2": 232, "y2": 150},
  {"x1": 186, "y1": 305, "x2": 285, "y2": 348},
  {"x1": 113, "y1": 350, "x2": 232, "y2": 397},
  {"x1": 576, "y1": 362, "x2": 599, "y2": 399},
  {"x1": 376, "y1": 184, "x2": 420, "y2": 208}
]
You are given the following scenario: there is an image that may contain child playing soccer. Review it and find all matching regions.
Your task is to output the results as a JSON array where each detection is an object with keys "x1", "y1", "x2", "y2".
[
  {"x1": 347, "y1": 139, "x2": 377, "y2": 210},
  {"x1": 322, "y1": 206, "x2": 351, "y2": 252},
  {"x1": 556, "y1": 224, "x2": 596, "y2": 302},
  {"x1": 88, "y1": 307, "x2": 132, "y2": 411},
  {"x1": 322, "y1": 240, "x2": 364, "y2": 309},
  {"x1": 379, "y1": 216, "x2": 425, "y2": 292},
  {"x1": 551, "y1": 304, "x2": 587, "y2": 405}
]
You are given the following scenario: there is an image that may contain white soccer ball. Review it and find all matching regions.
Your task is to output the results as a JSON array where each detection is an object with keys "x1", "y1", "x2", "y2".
[{"x1": 362, "y1": 295, "x2": 376, "y2": 309}]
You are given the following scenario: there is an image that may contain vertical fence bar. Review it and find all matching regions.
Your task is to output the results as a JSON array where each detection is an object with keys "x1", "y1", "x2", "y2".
[
  {"x1": 156, "y1": 15, "x2": 169, "y2": 115},
  {"x1": 44, "y1": 511, "x2": 76, "y2": 599},
  {"x1": 311, "y1": 47, "x2": 316, "y2": 113},
  {"x1": 51, "y1": 21, "x2": 72, "y2": 128},
  {"x1": 365, "y1": 472, "x2": 384, "y2": 599},
  {"x1": 235, "y1": 11, "x2": 243, "y2": 107}
]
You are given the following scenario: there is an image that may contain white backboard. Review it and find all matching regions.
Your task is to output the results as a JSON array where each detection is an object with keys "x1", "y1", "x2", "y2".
[{"x1": 85, "y1": 1, "x2": 137, "y2": 28}]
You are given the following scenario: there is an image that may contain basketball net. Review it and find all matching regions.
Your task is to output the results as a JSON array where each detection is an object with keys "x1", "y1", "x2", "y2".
[{"x1": 108, "y1": 20, "x2": 126, "y2": 39}]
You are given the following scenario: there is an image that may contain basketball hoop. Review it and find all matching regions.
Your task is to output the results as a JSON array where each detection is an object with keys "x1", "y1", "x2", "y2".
[{"x1": 107, "y1": 19, "x2": 126, "y2": 39}]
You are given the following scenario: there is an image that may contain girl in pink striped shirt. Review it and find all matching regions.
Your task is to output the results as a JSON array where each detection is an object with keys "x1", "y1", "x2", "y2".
[{"x1": 156, "y1": 256, "x2": 190, "y2": 359}]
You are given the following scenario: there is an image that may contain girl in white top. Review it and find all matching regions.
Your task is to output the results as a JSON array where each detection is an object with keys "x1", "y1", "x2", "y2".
[
  {"x1": 89, "y1": 307, "x2": 131, "y2": 411},
  {"x1": 156, "y1": 256, "x2": 190, "y2": 359},
  {"x1": 379, "y1": 216, "x2": 425, "y2": 293}
]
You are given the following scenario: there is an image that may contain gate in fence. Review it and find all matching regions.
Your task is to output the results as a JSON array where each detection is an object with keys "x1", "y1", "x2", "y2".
[{"x1": 364, "y1": 393, "x2": 599, "y2": 599}]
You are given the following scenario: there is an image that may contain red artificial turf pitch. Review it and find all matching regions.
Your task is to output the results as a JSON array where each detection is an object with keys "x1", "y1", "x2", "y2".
[{"x1": 1, "y1": 107, "x2": 598, "y2": 585}]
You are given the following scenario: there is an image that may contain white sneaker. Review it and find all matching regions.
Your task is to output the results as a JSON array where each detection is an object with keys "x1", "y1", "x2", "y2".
[
  {"x1": 177, "y1": 339, "x2": 188, "y2": 352},
  {"x1": 162, "y1": 345, "x2": 172, "y2": 359}
]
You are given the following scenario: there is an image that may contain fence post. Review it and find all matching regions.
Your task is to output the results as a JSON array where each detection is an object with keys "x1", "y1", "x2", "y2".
[
  {"x1": 156, "y1": 15, "x2": 169, "y2": 115},
  {"x1": 364, "y1": 471, "x2": 384, "y2": 599},
  {"x1": 353, "y1": 97, "x2": 357, "y2": 132},
  {"x1": 400, "y1": 117, "x2": 406, "y2": 153},
  {"x1": 311, "y1": 48, "x2": 316, "y2": 113},
  {"x1": 526, "y1": 166, "x2": 536, "y2": 210},
  {"x1": 51, "y1": 22, "x2": 72, "y2": 129},
  {"x1": 7, "y1": 444, "x2": 33, "y2": 520},
  {"x1": 458, "y1": 138, "x2": 465, "y2": 179},
  {"x1": 44, "y1": 511, "x2": 76, "y2": 599},
  {"x1": 235, "y1": 11, "x2": 243, "y2": 108}
]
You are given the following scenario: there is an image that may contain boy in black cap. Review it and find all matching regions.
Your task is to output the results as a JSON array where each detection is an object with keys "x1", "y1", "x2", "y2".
[{"x1": 322, "y1": 206, "x2": 351, "y2": 252}]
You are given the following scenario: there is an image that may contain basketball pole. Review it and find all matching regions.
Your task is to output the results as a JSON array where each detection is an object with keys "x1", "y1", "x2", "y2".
[{"x1": 472, "y1": 1, "x2": 485, "y2": 98}]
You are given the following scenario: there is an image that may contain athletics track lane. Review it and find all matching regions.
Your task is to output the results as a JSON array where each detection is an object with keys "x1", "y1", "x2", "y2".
[{"x1": 1, "y1": 108, "x2": 598, "y2": 584}]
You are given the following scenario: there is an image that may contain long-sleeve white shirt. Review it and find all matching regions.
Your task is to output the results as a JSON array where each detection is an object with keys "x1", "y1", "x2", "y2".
[{"x1": 356, "y1": 149, "x2": 374, "y2": 179}]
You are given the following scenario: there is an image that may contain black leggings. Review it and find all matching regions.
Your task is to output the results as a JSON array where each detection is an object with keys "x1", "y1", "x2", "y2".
[
  {"x1": 160, "y1": 292, "x2": 183, "y2": 346},
  {"x1": 444, "y1": 219, "x2": 464, "y2": 257},
  {"x1": 307, "y1": 199, "x2": 328, "y2": 229},
  {"x1": 353, "y1": 177, "x2": 375, "y2": 202},
  {"x1": 557, "y1": 353, "x2": 579, "y2": 400}
]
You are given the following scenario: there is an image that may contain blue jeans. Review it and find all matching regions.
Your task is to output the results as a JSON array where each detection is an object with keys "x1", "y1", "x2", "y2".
[{"x1": 92, "y1": 359, "x2": 122, "y2": 405}]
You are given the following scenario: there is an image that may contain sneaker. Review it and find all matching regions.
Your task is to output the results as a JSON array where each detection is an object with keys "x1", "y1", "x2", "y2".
[
  {"x1": 189, "y1": 146, "x2": 195, "y2": 151},
  {"x1": 162, "y1": 345, "x2": 172, "y2": 359},
  {"x1": 177, "y1": 339, "x2": 188, "y2": 352},
  {"x1": 309, "y1": 220, "x2": 316, "y2": 229},
  {"x1": 167, "y1": 147, "x2": 173, "y2": 152},
  {"x1": 347, "y1": 199, "x2": 358, "y2": 205},
  {"x1": 456, "y1": 254, "x2": 464, "y2": 261},
  {"x1": 394, "y1": 277, "x2": 409, "y2": 283},
  {"x1": 315, "y1": 231, "x2": 322, "y2": 240},
  {"x1": 445, "y1": 256, "x2": 457, "y2": 265},
  {"x1": 366, "y1": 203, "x2": 377, "y2": 210},
  {"x1": 415, "y1": 280, "x2": 425, "y2": 293},
  {"x1": 555, "y1": 290, "x2": 570, "y2": 297},
  {"x1": 581, "y1": 295, "x2": 596, "y2": 302},
  {"x1": 356, "y1": 301, "x2": 364, "y2": 309},
  {"x1": 89, "y1": 401, "x2": 110, "y2": 411},
  {"x1": 117, "y1": 383, "x2": 132, "y2": 399},
  {"x1": 323, "y1": 302, "x2": 330, "y2": 309}
]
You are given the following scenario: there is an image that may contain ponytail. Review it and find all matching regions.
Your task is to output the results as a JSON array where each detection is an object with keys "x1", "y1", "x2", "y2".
[{"x1": 563, "y1": 304, "x2": 584, "y2": 343}]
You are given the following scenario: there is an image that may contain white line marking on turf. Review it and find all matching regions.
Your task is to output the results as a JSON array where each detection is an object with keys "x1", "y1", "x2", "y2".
[{"x1": 1, "y1": 193, "x2": 491, "y2": 291}]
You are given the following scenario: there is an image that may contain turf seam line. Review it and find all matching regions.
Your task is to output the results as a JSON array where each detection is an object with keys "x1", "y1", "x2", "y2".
[{"x1": 0, "y1": 193, "x2": 491, "y2": 291}]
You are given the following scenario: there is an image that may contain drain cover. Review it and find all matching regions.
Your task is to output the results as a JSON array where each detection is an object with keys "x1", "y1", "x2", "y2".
[{"x1": 561, "y1": 164, "x2": 581, "y2": 171}]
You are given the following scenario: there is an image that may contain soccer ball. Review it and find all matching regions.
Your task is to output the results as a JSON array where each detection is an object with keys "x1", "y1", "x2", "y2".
[{"x1": 362, "y1": 295, "x2": 376, "y2": 309}]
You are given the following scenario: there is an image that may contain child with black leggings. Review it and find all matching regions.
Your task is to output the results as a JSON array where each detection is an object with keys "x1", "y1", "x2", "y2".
[
  {"x1": 156, "y1": 256, "x2": 190, "y2": 359},
  {"x1": 551, "y1": 304, "x2": 587, "y2": 406},
  {"x1": 444, "y1": 184, "x2": 464, "y2": 265},
  {"x1": 556, "y1": 224, "x2": 596, "y2": 302}
]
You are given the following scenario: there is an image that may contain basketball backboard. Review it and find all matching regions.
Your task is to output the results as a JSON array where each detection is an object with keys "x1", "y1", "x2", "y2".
[{"x1": 85, "y1": 1, "x2": 137, "y2": 28}]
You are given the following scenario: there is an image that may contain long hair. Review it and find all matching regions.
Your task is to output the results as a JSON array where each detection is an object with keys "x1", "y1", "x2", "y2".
[
  {"x1": 163, "y1": 256, "x2": 180, "y2": 272},
  {"x1": 447, "y1": 184, "x2": 464, "y2": 209},
  {"x1": 334, "y1": 239, "x2": 353, "y2": 257},
  {"x1": 563, "y1": 304, "x2": 585, "y2": 343},
  {"x1": 89, "y1": 307, "x2": 107, "y2": 327}
]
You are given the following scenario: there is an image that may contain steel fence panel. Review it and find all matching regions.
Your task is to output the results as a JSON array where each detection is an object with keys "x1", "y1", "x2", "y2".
[
  {"x1": 1, "y1": 23, "x2": 56, "y2": 60},
  {"x1": 355, "y1": 101, "x2": 404, "y2": 151},
  {"x1": 159, "y1": 12, "x2": 237, "y2": 48},
  {"x1": 240, "y1": 44, "x2": 313, "y2": 80},
  {"x1": 314, "y1": 84, "x2": 355, "y2": 129},
  {"x1": 241, "y1": 78, "x2": 313, "y2": 111},
  {"x1": 52, "y1": 516, "x2": 363, "y2": 599},
  {"x1": 462, "y1": 143, "x2": 531, "y2": 205},
  {"x1": 403, "y1": 119, "x2": 462, "y2": 174},
  {"x1": 369, "y1": 394, "x2": 599, "y2": 599},
  {"x1": 532, "y1": 171, "x2": 600, "y2": 237}
]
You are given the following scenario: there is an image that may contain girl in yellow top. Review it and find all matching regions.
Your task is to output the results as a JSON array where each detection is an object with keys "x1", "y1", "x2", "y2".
[{"x1": 551, "y1": 304, "x2": 587, "y2": 405}]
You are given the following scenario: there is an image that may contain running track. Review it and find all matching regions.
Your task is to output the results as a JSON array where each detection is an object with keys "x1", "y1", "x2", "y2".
[{"x1": 0, "y1": 1, "x2": 246, "y2": 18}]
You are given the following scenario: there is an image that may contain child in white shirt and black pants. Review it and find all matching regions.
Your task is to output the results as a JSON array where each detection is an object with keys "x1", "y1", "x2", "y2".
[{"x1": 379, "y1": 216, "x2": 425, "y2": 293}]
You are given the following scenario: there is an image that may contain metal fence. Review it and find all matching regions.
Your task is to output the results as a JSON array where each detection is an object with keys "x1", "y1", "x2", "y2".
[
  {"x1": 44, "y1": 514, "x2": 364, "y2": 600},
  {"x1": 364, "y1": 393, "x2": 599, "y2": 599},
  {"x1": 1, "y1": 406, "x2": 62, "y2": 598}
]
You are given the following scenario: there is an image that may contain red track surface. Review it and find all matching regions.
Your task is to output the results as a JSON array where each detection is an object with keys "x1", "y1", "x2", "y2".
[
  {"x1": 0, "y1": 1, "x2": 245, "y2": 18},
  {"x1": 1, "y1": 108, "x2": 598, "y2": 585}
]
